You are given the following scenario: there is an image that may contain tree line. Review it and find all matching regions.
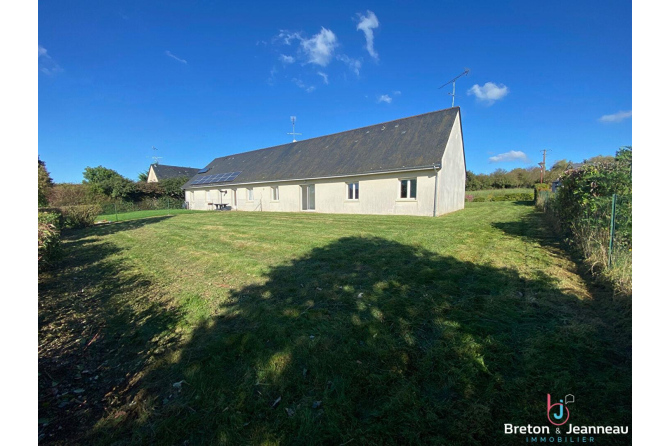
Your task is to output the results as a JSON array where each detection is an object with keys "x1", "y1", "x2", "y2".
[
  {"x1": 38, "y1": 162, "x2": 190, "y2": 208},
  {"x1": 466, "y1": 155, "x2": 615, "y2": 191}
]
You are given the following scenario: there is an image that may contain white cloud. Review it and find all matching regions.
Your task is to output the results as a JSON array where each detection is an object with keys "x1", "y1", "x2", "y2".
[
  {"x1": 356, "y1": 10, "x2": 380, "y2": 61},
  {"x1": 38, "y1": 45, "x2": 63, "y2": 75},
  {"x1": 393, "y1": 90, "x2": 401, "y2": 95},
  {"x1": 279, "y1": 54, "x2": 295, "y2": 65},
  {"x1": 317, "y1": 71, "x2": 329, "y2": 85},
  {"x1": 300, "y1": 27, "x2": 338, "y2": 66},
  {"x1": 292, "y1": 78, "x2": 316, "y2": 93},
  {"x1": 468, "y1": 82, "x2": 509, "y2": 105},
  {"x1": 275, "y1": 30, "x2": 301, "y2": 45},
  {"x1": 165, "y1": 50, "x2": 187, "y2": 64},
  {"x1": 267, "y1": 66, "x2": 278, "y2": 86},
  {"x1": 377, "y1": 94, "x2": 392, "y2": 104},
  {"x1": 488, "y1": 150, "x2": 529, "y2": 163},
  {"x1": 598, "y1": 110, "x2": 632, "y2": 123},
  {"x1": 336, "y1": 54, "x2": 362, "y2": 76}
]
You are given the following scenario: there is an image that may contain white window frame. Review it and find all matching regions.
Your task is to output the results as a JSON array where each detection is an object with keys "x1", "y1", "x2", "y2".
[
  {"x1": 271, "y1": 186, "x2": 279, "y2": 201},
  {"x1": 247, "y1": 188, "x2": 254, "y2": 201},
  {"x1": 398, "y1": 178, "x2": 418, "y2": 200},
  {"x1": 346, "y1": 182, "x2": 359, "y2": 200}
]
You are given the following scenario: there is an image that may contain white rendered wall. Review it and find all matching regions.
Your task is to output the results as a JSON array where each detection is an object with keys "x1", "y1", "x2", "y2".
[
  {"x1": 185, "y1": 170, "x2": 440, "y2": 216},
  {"x1": 436, "y1": 112, "x2": 465, "y2": 215},
  {"x1": 147, "y1": 166, "x2": 159, "y2": 183}
]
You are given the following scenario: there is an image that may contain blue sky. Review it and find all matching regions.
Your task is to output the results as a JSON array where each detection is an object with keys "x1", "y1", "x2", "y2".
[{"x1": 38, "y1": 0, "x2": 632, "y2": 183}]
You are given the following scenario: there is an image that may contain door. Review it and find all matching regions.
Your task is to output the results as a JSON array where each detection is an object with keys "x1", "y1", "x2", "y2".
[{"x1": 301, "y1": 184, "x2": 315, "y2": 210}]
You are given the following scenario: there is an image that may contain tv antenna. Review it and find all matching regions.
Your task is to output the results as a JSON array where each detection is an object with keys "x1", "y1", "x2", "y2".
[
  {"x1": 287, "y1": 116, "x2": 302, "y2": 142},
  {"x1": 150, "y1": 146, "x2": 162, "y2": 165},
  {"x1": 439, "y1": 68, "x2": 470, "y2": 107}
]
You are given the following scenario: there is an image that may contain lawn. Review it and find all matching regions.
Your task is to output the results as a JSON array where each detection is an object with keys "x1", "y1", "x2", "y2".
[
  {"x1": 96, "y1": 208, "x2": 199, "y2": 222},
  {"x1": 38, "y1": 202, "x2": 631, "y2": 445},
  {"x1": 468, "y1": 188, "x2": 534, "y2": 197}
]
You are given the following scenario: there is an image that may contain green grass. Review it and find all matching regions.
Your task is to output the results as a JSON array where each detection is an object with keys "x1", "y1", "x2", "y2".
[
  {"x1": 96, "y1": 208, "x2": 199, "y2": 222},
  {"x1": 39, "y1": 202, "x2": 631, "y2": 445},
  {"x1": 468, "y1": 188, "x2": 533, "y2": 197}
]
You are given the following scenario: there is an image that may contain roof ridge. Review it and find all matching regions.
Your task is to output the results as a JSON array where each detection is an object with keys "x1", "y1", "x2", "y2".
[
  {"x1": 154, "y1": 164, "x2": 199, "y2": 169},
  {"x1": 210, "y1": 107, "x2": 460, "y2": 162}
]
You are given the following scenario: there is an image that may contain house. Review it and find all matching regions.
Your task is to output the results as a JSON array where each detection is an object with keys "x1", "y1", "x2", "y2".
[
  {"x1": 147, "y1": 164, "x2": 201, "y2": 183},
  {"x1": 182, "y1": 107, "x2": 466, "y2": 217}
]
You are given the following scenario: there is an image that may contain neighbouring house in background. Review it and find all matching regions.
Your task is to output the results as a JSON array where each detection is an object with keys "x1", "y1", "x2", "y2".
[
  {"x1": 147, "y1": 164, "x2": 201, "y2": 183},
  {"x1": 182, "y1": 107, "x2": 466, "y2": 216}
]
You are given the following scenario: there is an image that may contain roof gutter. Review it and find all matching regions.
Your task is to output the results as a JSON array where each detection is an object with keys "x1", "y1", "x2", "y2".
[{"x1": 182, "y1": 164, "x2": 442, "y2": 190}]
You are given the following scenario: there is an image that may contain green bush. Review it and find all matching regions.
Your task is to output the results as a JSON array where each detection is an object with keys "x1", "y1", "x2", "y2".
[
  {"x1": 60, "y1": 205, "x2": 103, "y2": 228},
  {"x1": 543, "y1": 147, "x2": 632, "y2": 295},
  {"x1": 38, "y1": 221, "x2": 61, "y2": 269},
  {"x1": 38, "y1": 211, "x2": 64, "y2": 230}
]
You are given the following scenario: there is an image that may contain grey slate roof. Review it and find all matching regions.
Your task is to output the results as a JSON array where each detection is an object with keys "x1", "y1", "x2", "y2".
[
  {"x1": 183, "y1": 107, "x2": 460, "y2": 189},
  {"x1": 151, "y1": 164, "x2": 201, "y2": 180}
]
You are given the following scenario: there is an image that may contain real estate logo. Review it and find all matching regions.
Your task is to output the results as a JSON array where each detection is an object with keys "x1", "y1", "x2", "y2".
[
  {"x1": 546, "y1": 393, "x2": 574, "y2": 426},
  {"x1": 503, "y1": 393, "x2": 629, "y2": 442}
]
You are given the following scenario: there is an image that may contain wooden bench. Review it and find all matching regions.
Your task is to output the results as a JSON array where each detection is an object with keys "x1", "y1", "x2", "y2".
[{"x1": 214, "y1": 203, "x2": 229, "y2": 210}]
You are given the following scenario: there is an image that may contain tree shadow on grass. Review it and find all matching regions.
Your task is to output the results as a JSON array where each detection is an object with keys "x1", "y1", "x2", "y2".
[
  {"x1": 39, "y1": 221, "x2": 182, "y2": 443},
  {"x1": 491, "y1": 209, "x2": 632, "y2": 397},
  {"x1": 68, "y1": 215, "x2": 175, "y2": 239},
  {"x1": 88, "y1": 237, "x2": 632, "y2": 445}
]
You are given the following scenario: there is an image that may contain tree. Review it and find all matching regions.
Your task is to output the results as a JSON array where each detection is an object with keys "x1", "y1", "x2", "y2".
[
  {"x1": 583, "y1": 154, "x2": 615, "y2": 165},
  {"x1": 465, "y1": 170, "x2": 483, "y2": 191},
  {"x1": 83, "y1": 166, "x2": 136, "y2": 199},
  {"x1": 38, "y1": 158, "x2": 54, "y2": 207},
  {"x1": 160, "y1": 176, "x2": 191, "y2": 198},
  {"x1": 138, "y1": 170, "x2": 149, "y2": 182}
]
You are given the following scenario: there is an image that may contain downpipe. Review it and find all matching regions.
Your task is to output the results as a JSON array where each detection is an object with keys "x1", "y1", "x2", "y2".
[{"x1": 433, "y1": 164, "x2": 439, "y2": 217}]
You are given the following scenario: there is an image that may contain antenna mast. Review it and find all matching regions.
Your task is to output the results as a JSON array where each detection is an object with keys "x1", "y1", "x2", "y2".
[
  {"x1": 439, "y1": 68, "x2": 471, "y2": 107},
  {"x1": 287, "y1": 116, "x2": 302, "y2": 142},
  {"x1": 151, "y1": 146, "x2": 162, "y2": 165}
]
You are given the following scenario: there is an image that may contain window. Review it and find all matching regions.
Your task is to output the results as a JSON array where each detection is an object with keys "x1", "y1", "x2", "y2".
[
  {"x1": 272, "y1": 186, "x2": 279, "y2": 201},
  {"x1": 247, "y1": 188, "x2": 254, "y2": 201},
  {"x1": 399, "y1": 178, "x2": 417, "y2": 199},
  {"x1": 301, "y1": 184, "x2": 315, "y2": 210},
  {"x1": 347, "y1": 182, "x2": 359, "y2": 200}
]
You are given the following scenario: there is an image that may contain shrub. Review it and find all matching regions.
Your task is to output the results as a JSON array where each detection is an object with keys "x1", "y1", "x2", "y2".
[
  {"x1": 541, "y1": 147, "x2": 632, "y2": 295},
  {"x1": 38, "y1": 221, "x2": 61, "y2": 269},
  {"x1": 38, "y1": 211, "x2": 64, "y2": 230},
  {"x1": 49, "y1": 183, "x2": 97, "y2": 207},
  {"x1": 60, "y1": 205, "x2": 103, "y2": 228}
]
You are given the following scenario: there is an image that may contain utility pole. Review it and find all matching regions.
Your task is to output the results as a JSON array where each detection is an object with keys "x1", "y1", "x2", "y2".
[{"x1": 539, "y1": 149, "x2": 548, "y2": 183}]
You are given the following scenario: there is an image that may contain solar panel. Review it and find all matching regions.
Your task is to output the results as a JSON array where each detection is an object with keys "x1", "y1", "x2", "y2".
[
  {"x1": 197, "y1": 168, "x2": 210, "y2": 174},
  {"x1": 191, "y1": 171, "x2": 242, "y2": 185},
  {"x1": 226, "y1": 172, "x2": 241, "y2": 182}
]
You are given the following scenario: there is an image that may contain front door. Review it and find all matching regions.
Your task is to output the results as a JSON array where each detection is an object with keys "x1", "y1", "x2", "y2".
[{"x1": 301, "y1": 184, "x2": 315, "y2": 210}]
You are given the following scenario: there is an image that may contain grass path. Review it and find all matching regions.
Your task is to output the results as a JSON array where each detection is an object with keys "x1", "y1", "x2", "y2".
[{"x1": 39, "y1": 202, "x2": 631, "y2": 445}]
